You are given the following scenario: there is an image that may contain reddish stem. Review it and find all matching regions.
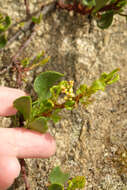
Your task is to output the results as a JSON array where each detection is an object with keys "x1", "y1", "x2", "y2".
[
  {"x1": 20, "y1": 159, "x2": 30, "y2": 190},
  {"x1": 57, "y1": 0, "x2": 123, "y2": 15},
  {"x1": 24, "y1": 0, "x2": 30, "y2": 16}
]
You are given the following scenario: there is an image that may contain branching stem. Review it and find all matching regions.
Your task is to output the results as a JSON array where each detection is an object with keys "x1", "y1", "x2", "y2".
[
  {"x1": 56, "y1": 0, "x2": 123, "y2": 15},
  {"x1": 41, "y1": 93, "x2": 83, "y2": 117}
]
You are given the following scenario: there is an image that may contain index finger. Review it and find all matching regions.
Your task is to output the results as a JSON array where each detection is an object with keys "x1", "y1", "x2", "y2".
[
  {"x1": 0, "y1": 128, "x2": 56, "y2": 158},
  {"x1": 0, "y1": 87, "x2": 26, "y2": 116}
]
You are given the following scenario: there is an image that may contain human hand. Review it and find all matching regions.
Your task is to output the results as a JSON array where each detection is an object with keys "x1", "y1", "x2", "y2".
[{"x1": 0, "y1": 87, "x2": 56, "y2": 190}]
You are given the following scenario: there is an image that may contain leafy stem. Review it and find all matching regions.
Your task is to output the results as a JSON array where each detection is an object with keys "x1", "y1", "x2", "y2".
[{"x1": 13, "y1": 69, "x2": 119, "y2": 133}]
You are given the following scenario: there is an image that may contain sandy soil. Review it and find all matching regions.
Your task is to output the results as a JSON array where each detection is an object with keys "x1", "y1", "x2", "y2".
[{"x1": 0, "y1": 1, "x2": 127, "y2": 190}]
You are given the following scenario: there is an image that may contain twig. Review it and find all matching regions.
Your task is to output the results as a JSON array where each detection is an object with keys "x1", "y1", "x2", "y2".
[
  {"x1": 0, "y1": 1, "x2": 56, "y2": 52},
  {"x1": 20, "y1": 159, "x2": 30, "y2": 190},
  {"x1": 11, "y1": 28, "x2": 36, "y2": 86},
  {"x1": 7, "y1": 31, "x2": 23, "y2": 47},
  {"x1": 10, "y1": 2, "x2": 56, "y2": 87},
  {"x1": 24, "y1": 0, "x2": 30, "y2": 17},
  {"x1": 99, "y1": 0, "x2": 122, "y2": 12},
  {"x1": 119, "y1": 13, "x2": 127, "y2": 17},
  {"x1": 12, "y1": 26, "x2": 36, "y2": 63},
  {"x1": 56, "y1": 0, "x2": 123, "y2": 15},
  {"x1": 41, "y1": 93, "x2": 83, "y2": 117}
]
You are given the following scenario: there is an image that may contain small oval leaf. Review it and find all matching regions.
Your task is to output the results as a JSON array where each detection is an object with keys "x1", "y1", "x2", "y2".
[
  {"x1": 13, "y1": 96, "x2": 32, "y2": 120},
  {"x1": 93, "y1": 0, "x2": 109, "y2": 13},
  {"x1": 0, "y1": 35, "x2": 7, "y2": 48},
  {"x1": 34, "y1": 71, "x2": 64, "y2": 100},
  {"x1": 28, "y1": 117, "x2": 48, "y2": 133},
  {"x1": 97, "y1": 11, "x2": 114, "y2": 29},
  {"x1": 49, "y1": 166, "x2": 69, "y2": 185}
]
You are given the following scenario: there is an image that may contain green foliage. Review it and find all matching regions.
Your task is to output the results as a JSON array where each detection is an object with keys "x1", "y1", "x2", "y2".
[
  {"x1": 30, "y1": 0, "x2": 127, "y2": 29},
  {"x1": 49, "y1": 166, "x2": 69, "y2": 185},
  {"x1": 21, "y1": 51, "x2": 50, "y2": 69},
  {"x1": 93, "y1": 0, "x2": 109, "y2": 13},
  {"x1": 80, "y1": 0, "x2": 127, "y2": 28},
  {"x1": 67, "y1": 176, "x2": 86, "y2": 190},
  {"x1": 89, "y1": 68, "x2": 119, "y2": 92},
  {"x1": 34, "y1": 71, "x2": 64, "y2": 101},
  {"x1": 97, "y1": 11, "x2": 114, "y2": 29},
  {"x1": 13, "y1": 96, "x2": 32, "y2": 121},
  {"x1": 32, "y1": 14, "x2": 42, "y2": 24},
  {"x1": 50, "y1": 109, "x2": 61, "y2": 123},
  {"x1": 0, "y1": 14, "x2": 11, "y2": 32},
  {"x1": 48, "y1": 166, "x2": 86, "y2": 190},
  {"x1": 20, "y1": 51, "x2": 50, "y2": 82},
  {"x1": 21, "y1": 58, "x2": 30, "y2": 67},
  {"x1": 0, "y1": 13, "x2": 11, "y2": 48},
  {"x1": 0, "y1": 35, "x2": 7, "y2": 48},
  {"x1": 13, "y1": 69, "x2": 119, "y2": 133},
  {"x1": 28, "y1": 117, "x2": 48, "y2": 133}
]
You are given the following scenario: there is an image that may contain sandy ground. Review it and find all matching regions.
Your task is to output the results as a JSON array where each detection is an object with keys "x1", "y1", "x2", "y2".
[{"x1": 0, "y1": 1, "x2": 127, "y2": 189}]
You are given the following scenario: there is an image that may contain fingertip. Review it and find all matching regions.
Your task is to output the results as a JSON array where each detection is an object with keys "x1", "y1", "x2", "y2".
[
  {"x1": 43, "y1": 133, "x2": 56, "y2": 157},
  {"x1": 4, "y1": 128, "x2": 56, "y2": 158},
  {"x1": 0, "y1": 128, "x2": 56, "y2": 159},
  {"x1": 0, "y1": 87, "x2": 26, "y2": 116},
  {"x1": 16, "y1": 130, "x2": 56, "y2": 158}
]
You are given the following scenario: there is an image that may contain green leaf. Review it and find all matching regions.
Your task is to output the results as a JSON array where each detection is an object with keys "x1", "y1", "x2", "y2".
[
  {"x1": 29, "y1": 57, "x2": 49, "y2": 70},
  {"x1": 34, "y1": 71, "x2": 64, "y2": 101},
  {"x1": 49, "y1": 166, "x2": 69, "y2": 185},
  {"x1": 52, "y1": 114, "x2": 61, "y2": 123},
  {"x1": 0, "y1": 35, "x2": 7, "y2": 48},
  {"x1": 21, "y1": 58, "x2": 30, "y2": 67},
  {"x1": 5, "y1": 16, "x2": 11, "y2": 27},
  {"x1": 32, "y1": 14, "x2": 42, "y2": 24},
  {"x1": 90, "y1": 68, "x2": 119, "y2": 92},
  {"x1": 93, "y1": 0, "x2": 109, "y2": 12},
  {"x1": 51, "y1": 109, "x2": 61, "y2": 123},
  {"x1": 0, "y1": 15, "x2": 11, "y2": 32},
  {"x1": 65, "y1": 100, "x2": 75, "y2": 110},
  {"x1": 76, "y1": 84, "x2": 87, "y2": 95},
  {"x1": 97, "y1": 11, "x2": 114, "y2": 29},
  {"x1": 117, "y1": 0, "x2": 127, "y2": 8},
  {"x1": 48, "y1": 184, "x2": 64, "y2": 190},
  {"x1": 102, "y1": 68, "x2": 120, "y2": 84},
  {"x1": 91, "y1": 79, "x2": 105, "y2": 91},
  {"x1": 28, "y1": 117, "x2": 48, "y2": 133},
  {"x1": 67, "y1": 176, "x2": 86, "y2": 190},
  {"x1": 13, "y1": 96, "x2": 32, "y2": 120}
]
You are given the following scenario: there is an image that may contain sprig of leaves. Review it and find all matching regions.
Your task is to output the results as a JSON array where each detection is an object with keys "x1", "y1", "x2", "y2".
[
  {"x1": 21, "y1": 51, "x2": 50, "y2": 70},
  {"x1": 13, "y1": 69, "x2": 119, "y2": 133},
  {"x1": 17, "y1": 51, "x2": 50, "y2": 83},
  {"x1": 0, "y1": 13, "x2": 11, "y2": 48},
  {"x1": 81, "y1": 0, "x2": 127, "y2": 28},
  {"x1": 48, "y1": 166, "x2": 86, "y2": 190}
]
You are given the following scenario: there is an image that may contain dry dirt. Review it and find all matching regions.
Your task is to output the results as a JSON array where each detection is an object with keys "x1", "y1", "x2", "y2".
[{"x1": 0, "y1": 0, "x2": 127, "y2": 190}]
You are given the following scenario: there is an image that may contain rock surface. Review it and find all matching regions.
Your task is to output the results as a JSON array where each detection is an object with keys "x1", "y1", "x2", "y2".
[{"x1": 0, "y1": 1, "x2": 127, "y2": 190}]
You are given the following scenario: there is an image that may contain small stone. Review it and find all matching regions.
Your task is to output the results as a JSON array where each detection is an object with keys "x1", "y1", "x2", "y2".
[{"x1": 2, "y1": 117, "x2": 11, "y2": 128}]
